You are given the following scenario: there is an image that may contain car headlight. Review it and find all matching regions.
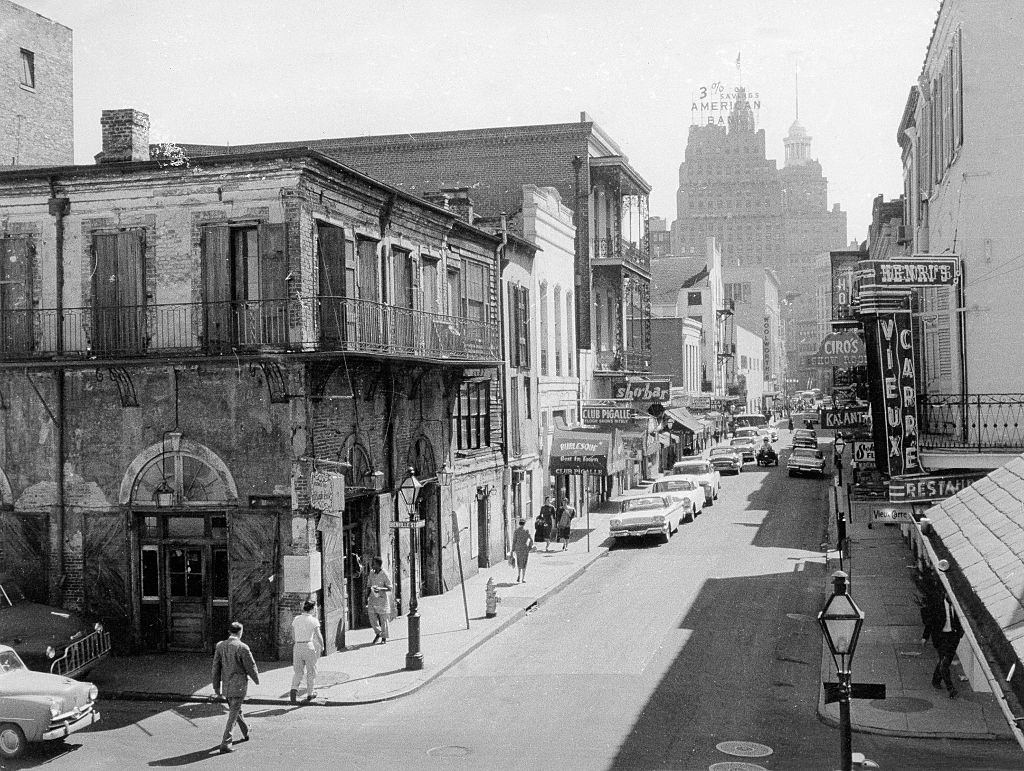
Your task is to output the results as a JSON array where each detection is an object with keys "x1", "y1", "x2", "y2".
[
  {"x1": 610, "y1": 519, "x2": 620, "y2": 528},
  {"x1": 49, "y1": 699, "x2": 61, "y2": 718},
  {"x1": 46, "y1": 645, "x2": 56, "y2": 659},
  {"x1": 88, "y1": 685, "x2": 99, "y2": 702},
  {"x1": 94, "y1": 622, "x2": 104, "y2": 633}
]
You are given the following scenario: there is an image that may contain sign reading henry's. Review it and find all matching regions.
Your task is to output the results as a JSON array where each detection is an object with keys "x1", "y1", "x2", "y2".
[
  {"x1": 865, "y1": 257, "x2": 960, "y2": 287},
  {"x1": 870, "y1": 312, "x2": 924, "y2": 477}
]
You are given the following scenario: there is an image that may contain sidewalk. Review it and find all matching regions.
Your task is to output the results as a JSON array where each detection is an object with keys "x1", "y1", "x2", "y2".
[
  {"x1": 91, "y1": 493, "x2": 627, "y2": 706},
  {"x1": 817, "y1": 494, "x2": 1012, "y2": 740}
]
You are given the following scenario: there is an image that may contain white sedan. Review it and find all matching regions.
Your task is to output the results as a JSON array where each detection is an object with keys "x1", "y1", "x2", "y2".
[
  {"x1": 670, "y1": 459, "x2": 721, "y2": 505},
  {"x1": 650, "y1": 476, "x2": 704, "y2": 522},
  {"x1": 610, "y1": 495, "x2": 684, "y2": 543}
]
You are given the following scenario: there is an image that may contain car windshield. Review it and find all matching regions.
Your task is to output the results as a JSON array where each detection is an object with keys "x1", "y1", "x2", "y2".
[
  {"x1": 654, "y1": 480, "x2": 696, "y2": 492},
  {"x1": 0, "y1": 581, "x2": 25, "y2": 609},
  {"x1": 0, "y1": 650, "x2": 25, "y2": 674},
  {"x1": 623, "y1": 497, "x2": 666, "y2": 512},
  {"x1": 730, "y1": 438, "x2": 752, "y2": 447},
  {"x1": 735, "y1": 428, "x2": 758, "y2": 437},
  {"x1": 792, "y1": 448, "x2": 823, "y2": 459},
  {"x1": 709, "y1": 449, "x2": 734, "y2": 456},
  {"x1": 673, "y1": 463, "x2": 709, "y2": 475}
]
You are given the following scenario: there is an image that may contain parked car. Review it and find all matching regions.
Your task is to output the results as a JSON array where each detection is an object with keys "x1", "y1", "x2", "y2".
[
  {"x1": 708, "y1": 446, "x2": 743, "y2": 475},
  {"x1": 734, "y1": 427, "x2": 760, "y2": 441},
  {"x1": 787, "y1": 447, "x2": 826, "y2": 477},
  {"x1": 0, "y1": 576, "x2": 110, "y2": 678},
  {"x1": 670, "y1": 459, "x2": 721, "y2": 505},
  {"x1": 0, "y1": 644, "x2": 100, "y2": 759},
  {"x1": 610, "y1": 495, "x2": 682, "y2": 543},
  {"x1": 729, "y1": 436, "x2": 757, "y2": 463},
  {"x1": 793, "y1": 435, "x2": 819, "y2": 450},
  {"x1": 650, "y1": 476, "x2": 704, "y2": 522},
  {"x1": 794, "y1": 428, "x2": 817, "y2": 441},
  {"x1": 766, "y1": 424, "x2": 780, "y2": 442}
]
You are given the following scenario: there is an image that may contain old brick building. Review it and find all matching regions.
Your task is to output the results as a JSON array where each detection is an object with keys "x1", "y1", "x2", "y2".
[
  {"x1": 0, "y1": 110, "x2": 504, "y2": 659},
  {"x1": 0, "y1": 0, "x2": 73, "y2": 167}
]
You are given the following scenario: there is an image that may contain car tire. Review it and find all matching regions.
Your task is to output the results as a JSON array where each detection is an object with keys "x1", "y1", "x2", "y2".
[
  {"x1": 0, "y1": 723, "x2": 26, "y2": 760},
  {"x1": 661, "y1": 528, "x2": 671, "y2": 544},
  {"x1": 788, "y1": 470, "x2": 796, "y2": 477}
]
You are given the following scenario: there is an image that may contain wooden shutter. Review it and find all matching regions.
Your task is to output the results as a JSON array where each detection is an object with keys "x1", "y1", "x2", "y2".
[
  {"x1": 317, "y1": 224, "x2": 346, "y2": 344},
  {"x1": 258, "y1": 223, "x2": 287, "y2": 347},
  {"x1": 202, "y1": 226, "x2": 231, "y2": 351},
  {"x1": 0, "y1": 236, "x2": 35, "y2": 354},
  {"x1": 92, "y1": 230, "x2": 145, "y2": 354}
]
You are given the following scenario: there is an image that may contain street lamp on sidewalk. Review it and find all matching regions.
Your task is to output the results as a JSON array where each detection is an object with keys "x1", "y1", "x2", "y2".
[
  {"x1": 399, "y1": 468, "x2": 425, "y2": 671},
  {"x1": 818, "y1": 570, "x2": 864, "y2": 771}
]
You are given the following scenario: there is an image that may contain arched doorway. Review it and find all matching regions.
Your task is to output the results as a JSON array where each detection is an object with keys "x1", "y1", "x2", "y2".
[
  {"x1": 120, "y1": 433, "x2": 239, "y2": 653},
  {"x1": 407, "y1": 436, "x2": 441, "y2": 596}
]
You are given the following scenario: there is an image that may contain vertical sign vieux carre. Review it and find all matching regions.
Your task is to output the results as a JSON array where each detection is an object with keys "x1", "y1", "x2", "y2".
[{"x1": 870, "y1": 312, "x2": 924, "y2": 477}]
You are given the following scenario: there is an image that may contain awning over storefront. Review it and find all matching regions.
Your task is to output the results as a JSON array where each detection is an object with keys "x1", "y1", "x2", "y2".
[
  {"x1": 549, "y1": 428, "x2": 626, "y2": 475},
  {"x1": 663, "y1": 407, "x2": 704, "y2": 434}
]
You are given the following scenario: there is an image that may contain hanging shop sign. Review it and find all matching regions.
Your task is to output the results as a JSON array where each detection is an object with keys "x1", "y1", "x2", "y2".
[
  {"x1": 869, "y1": 506, "x2": 916, "y2": 525},
  {"x1": 865, "y1": 311, "x2": 924, "y2": 478},
  {"x1": 888, "y1": 471, "x2": 988, "y2": 504},
  {"x1": 852, "y1": 441, "x2": 876, "y2": 464},
  {"x1": 582, "y1": 405, "x2": 642, "y2": 427},
  {"x1": 819, "y1": 406, "x2": 871, "y2": 430},
  {"x1": 310, "y1": 471, "x2": 345, "y2": 513},
  {"x1": 549, "y1": 430, "x2": 623, "y2": 474},
  {"x1": 863, "y1": 256, "x2": 960, "y2": 288},
  {"x1": 612, "y1": 379, "x2": 672, "y2": 402},
  {"x1": 806, "y1": 330, "x2": 868, "y2": 368},
  {"x1": 830, "y1": 250, "x2": 863, "y2": 322}
]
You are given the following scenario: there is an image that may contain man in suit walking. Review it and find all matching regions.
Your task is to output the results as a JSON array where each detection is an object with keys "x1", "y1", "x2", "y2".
[
  {"x1": 920, "y1": 576, "x2": 965, "y2": 698},
  {"x1": 212, "y1": 621, "x2": 260, "y2": 753}
]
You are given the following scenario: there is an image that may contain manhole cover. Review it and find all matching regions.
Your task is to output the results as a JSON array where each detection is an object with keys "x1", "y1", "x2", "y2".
[
  {"x1": 427, "y1": 745, "x2": 471, "y2": 759},
  {"x1": 716, "y1": 741, "x2": 774, "y2": 758},
  {"x1": 871, "y1": 696, "x2": 933, "y2": 713},
  {"x1": 709, "y1": 764, "x2": 767, "y2": 771},
  {"x1": 316, "y1": 672, "x2": 351, "y2": 688}
]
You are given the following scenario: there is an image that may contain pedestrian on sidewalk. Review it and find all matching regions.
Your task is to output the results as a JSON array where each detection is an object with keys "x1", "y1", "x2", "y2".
[
  {"x1": 365, "y1": 557, "x2": 393, "y2": 645},
  {"x1": 290, "y1": 599, "x2": 325, "y2": 704},
  {"x1": 920, "y1": 576, "x2": 964, "y2": 698},
  {"x1": 537, "y1": 497, "x2": 556, "y2": 551},
  {"x1": 211, "y1": 621, "x2": 259, "y2": 754},
  {"x1": 556, "y1": 498, "x2": 576, "y2": 551},
  {"x1": 511, "y1": 519, "x2": 534, "y2": 582}
]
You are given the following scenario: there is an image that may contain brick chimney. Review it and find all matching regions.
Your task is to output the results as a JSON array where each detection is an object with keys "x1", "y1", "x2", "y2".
[
  {"x1": 442, "y1": 187, "x2": 474, "y2": 225},
  {"x1": 98, "y1": 109, "x2": 150, "y2": 163}
]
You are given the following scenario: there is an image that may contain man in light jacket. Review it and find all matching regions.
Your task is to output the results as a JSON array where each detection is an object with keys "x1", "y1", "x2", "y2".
[
  {"x1": 212, "y1": 621, "x2": 260, "y2": 753},
  {"x1": 290, "y1": 599, "x2": 325, "y2": 703}
]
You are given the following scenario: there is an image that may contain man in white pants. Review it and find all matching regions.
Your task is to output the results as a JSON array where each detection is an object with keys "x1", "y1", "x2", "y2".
[{"x1": 290, "y1": 600, "x2": 324, "y2": 703}]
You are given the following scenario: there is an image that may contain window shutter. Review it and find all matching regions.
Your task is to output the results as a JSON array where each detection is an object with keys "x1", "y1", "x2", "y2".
[
  {"x1": 258, "y1": 223, "x2": 288, "y2": 302},
  {"x1": 202, "y1": 226, "x2": 232, "y2": 304},
  {"x1": 520, "y1": 286, "x2": 530, "y2": 369},
  {"x1": 507, "y1": 284, "x2": 518, "y2": 368}
]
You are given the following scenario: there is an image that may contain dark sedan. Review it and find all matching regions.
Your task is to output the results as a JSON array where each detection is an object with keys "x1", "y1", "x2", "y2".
[{"x1": 0, "y1": 576, "x2": 110, "y2": 678}]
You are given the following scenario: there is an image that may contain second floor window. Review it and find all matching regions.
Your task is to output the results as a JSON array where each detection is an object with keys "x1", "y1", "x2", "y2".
[
  {"x1": 463, "y1": 261, "x2": 488, "y2": 322},
  {"x1": 539, "y1": 283, "x2": 549, "y2": 375},
  {"x1": 688, "y1": 291, "x2": 702, "y2": 306},
  {"x1": 453, "y1": 380, "x2": 491, "y2": 451},
  {"x1": 553, "y1": 286, "x2": 563, "y2": 376},
  {"x1": 508, "y1": 283, "x2": 530, "y2": 369}
]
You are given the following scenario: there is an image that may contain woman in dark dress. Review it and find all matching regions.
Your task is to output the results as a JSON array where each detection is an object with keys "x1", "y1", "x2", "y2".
[{"x1": 535, "y1": 496, "x2": 556, "y2": 551}]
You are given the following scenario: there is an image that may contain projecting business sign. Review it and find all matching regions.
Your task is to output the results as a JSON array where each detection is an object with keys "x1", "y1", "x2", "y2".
[
  {"x1": 888, "y1": 471, "x2": 988, "y2": 503},
  {"x1": 612, "y1": 379, "x2": 671, "y2": 402},
  {"x1": 819, "y1": 406, "x2": 871, "y2": 430},
  {"x1": 806, "y1": 330, "x2": 868, "y2": 368},
  {"x1": 866, "y1": 312, "x2": 924, "y2": 478},
  {"x1": 581, "y1": 405, "x2": 640, "y2": 426},
  {"x1": 864, "y1": 257, "x2": 960, "y2": 288}
]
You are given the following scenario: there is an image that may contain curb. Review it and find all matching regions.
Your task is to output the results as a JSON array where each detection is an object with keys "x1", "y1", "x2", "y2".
[{"x1": 102, "y1": 546, "x2": 609, "y2": 707}]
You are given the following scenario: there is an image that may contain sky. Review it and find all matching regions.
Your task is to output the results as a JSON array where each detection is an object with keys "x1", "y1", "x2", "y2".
[{"x1": 18, "y1": 0, "x2": 939, "y2": 242}]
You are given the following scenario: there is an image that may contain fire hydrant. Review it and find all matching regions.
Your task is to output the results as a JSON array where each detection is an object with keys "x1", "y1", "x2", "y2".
[{"x1": 485, "y1": 577, "x2": 500, "y2": 618}]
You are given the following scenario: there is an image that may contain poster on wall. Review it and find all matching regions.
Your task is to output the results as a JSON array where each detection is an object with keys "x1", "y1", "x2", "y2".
[{"x1": 865, "y1": 310, "x2": 924, "y2": 477}]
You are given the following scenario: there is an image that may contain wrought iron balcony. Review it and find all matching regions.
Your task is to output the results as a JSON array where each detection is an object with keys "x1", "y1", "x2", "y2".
[
  {"x1": 0, "y1": 297, "x2": 499, "y2": 364},
  {"x1": 593, "y1": 238, "x2": 651, "y2": 272},
  {"x1": 918, "y1": 393, "x2": 1024, "y2": 452},
  {"x1": 594, "y1": 349, "x2": 651, "y2": 373}
]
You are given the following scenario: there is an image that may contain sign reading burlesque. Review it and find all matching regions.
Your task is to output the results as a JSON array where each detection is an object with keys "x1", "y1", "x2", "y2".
[{"x1": 868, "y1": 312, "x2": 924, "y2": 477}]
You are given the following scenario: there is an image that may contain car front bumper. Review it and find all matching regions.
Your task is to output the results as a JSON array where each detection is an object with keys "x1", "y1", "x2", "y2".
[
  {"x1": 41, "y1": 707, "x2": 100, "y2": 741},
  {"x1": 788, "y1": 464, "x2": 825, "y2": 475},
  {"x1": 611, "y1": 523, "x2": 669, "y2": 538}
]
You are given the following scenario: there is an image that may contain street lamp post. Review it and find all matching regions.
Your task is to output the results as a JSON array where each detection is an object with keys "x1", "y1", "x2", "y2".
[
  {"x1": 818, "y1": 570, "x2": 864, "y2": 771},
  {"x1": 399, "y1": 468, "x2": 425, "y2": 671},
  {"x1": 833, "y1": 433, "x2": 846, "y2": 487}
]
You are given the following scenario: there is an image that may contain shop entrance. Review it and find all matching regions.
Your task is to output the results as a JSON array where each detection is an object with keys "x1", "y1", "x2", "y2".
[{"x1": 138, "y1": 511, "x2": 230, "y2": 652}]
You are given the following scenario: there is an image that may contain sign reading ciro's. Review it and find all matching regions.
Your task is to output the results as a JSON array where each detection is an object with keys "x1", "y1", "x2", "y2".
[{"x1": 805, "y1": 330, "x2": 867, "y2": 368}]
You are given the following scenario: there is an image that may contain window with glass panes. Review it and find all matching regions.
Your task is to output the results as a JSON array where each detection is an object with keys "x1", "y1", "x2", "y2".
[{"x1": 453, "y1": 380, "x2": 491, "y2": 450}]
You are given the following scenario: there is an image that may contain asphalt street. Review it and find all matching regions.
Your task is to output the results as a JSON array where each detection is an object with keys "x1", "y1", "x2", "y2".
[{"x1": 9, "y1": 452, "x2": 1024, "y2": 770}]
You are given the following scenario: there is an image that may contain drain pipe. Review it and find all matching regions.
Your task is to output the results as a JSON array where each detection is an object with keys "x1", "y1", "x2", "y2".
[
  {"x1": 497, "y1": 215, "x2": 510, "y2": 556},
  {"x1": 48, "y1": 176, "x2": 69, "y2": 603}
]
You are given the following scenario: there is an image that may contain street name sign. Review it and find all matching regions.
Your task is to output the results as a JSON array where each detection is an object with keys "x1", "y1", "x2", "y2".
[{"x1": 390, "y1": 520, "x2": 426, "y2": 529}]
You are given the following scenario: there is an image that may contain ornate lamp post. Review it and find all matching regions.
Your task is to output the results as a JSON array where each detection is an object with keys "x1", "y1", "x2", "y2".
[
  {"x1": 398, "y1": 468, "x2": 424, "y2": 671},
  {"x1": 818, "y1": 570, "x2": 864, "y2": 771}
]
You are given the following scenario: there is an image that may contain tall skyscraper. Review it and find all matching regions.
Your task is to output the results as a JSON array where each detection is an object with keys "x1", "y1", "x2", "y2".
[{"x1": 671, "y1": 86, "x2": 846, "y2": 392}]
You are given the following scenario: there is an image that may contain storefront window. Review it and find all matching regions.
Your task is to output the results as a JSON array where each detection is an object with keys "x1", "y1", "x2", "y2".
[
  {"x1": 141, "y1": 545, "x2": 159, "y2": 600},
  {"x1": 168, "y1": 548, "x2": 203, "y2": 597}
]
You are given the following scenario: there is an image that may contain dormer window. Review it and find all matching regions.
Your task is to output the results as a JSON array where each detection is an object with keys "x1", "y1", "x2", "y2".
[{"x1": 19, "y1": 49, "x2": 35, "y2": 89}]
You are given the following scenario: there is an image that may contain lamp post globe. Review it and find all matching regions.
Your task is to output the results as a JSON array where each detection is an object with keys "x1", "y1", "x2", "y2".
[{"x1": 818, "y1": 570, "x2": 864, "y2": 771}]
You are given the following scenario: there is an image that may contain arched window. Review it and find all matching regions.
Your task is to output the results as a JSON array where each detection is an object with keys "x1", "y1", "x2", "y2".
[
  {"x1": 406, "y1": 435, "x2": 436, "y2": 479},
  {"x1": 120, "y1": 433, "x2": 237, "y2": 506}
]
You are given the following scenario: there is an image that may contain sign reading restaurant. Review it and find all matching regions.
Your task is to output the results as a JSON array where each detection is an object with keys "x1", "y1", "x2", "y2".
[{"x1": 889, "y1": 471, "x2": 988, "y2": 503}]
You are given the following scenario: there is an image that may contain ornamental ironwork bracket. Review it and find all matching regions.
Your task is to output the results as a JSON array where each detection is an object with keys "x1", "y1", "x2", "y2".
[
  {"x1": 107, "y1": 368, "x2": 139, "y2": 408},
  {"x1": 307, "y1": 361, "x2": 346, "y2": 401},
  {"x1": 251, "y1": 361, "x2": 290, "y2": 404}
]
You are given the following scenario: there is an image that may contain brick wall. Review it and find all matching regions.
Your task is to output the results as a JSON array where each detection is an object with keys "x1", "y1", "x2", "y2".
[{"x1": 0, "y1": 0, "x2": 73, "y2": 166}]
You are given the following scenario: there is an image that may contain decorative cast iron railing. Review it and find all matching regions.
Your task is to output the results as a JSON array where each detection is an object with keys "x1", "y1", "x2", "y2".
[
  {"x1": 918, "y1": 393, "x2": 1024, "y2": 451},
  {"x1": 594, "y1": 349, "x2": 651, "y2": 373},
  {"x1": 594, "y1": 238, "x2": 651, "y2": 272},
  {"x1": 0, "y1": 297, "x2": 499, "y2": 363}
]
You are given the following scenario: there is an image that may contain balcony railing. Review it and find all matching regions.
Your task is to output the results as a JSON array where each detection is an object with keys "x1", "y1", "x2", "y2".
[
  {"x1": 918, "y1": 393, "x2": 1024, "y2": 452},
  {"x1": 594, "y1": 349, "x2": 651, "y2": 373},
  {"x1": 0, "y1": 297, "x2": 499, "y2": 363},
  {"x1": 593, "y1": 238, "x2": 651, "y2": 272}
]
